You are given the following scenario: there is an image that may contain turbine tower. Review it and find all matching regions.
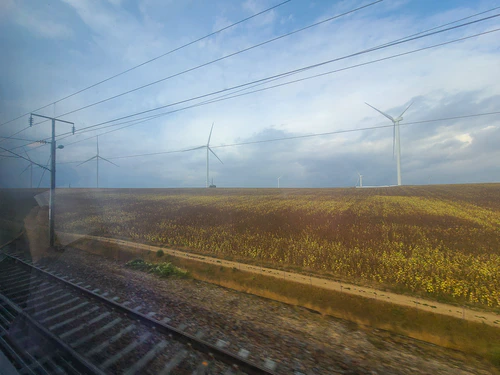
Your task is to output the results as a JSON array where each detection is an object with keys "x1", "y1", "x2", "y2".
[
  {"x1": 78, "y1": 136, "x2": 118, "y2": 188},
  {"x1": 356, "y1": 172, "x2": 363, "y2": 188},
  {"x1": 184, "y1": 123, "x2": 223, "y2": 187},
  {"x1": 277, "y1": 175, "x2": 283, "y2": 188},
  {"x1": 365, "y1": 101, "x2": 413, "y2": 186}
]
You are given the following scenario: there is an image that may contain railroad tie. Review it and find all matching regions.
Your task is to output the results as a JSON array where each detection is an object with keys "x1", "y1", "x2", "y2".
[
  {"x1": 216, "y1": 339, "x2": 228, "y2": 349},
  {"x1": 264, "y1": 358, "x2": 277, "y2": 371},
  {"x1": 25, "y1": 293, "x2": 72, "y2": 311},
  {"x1": 159, "y1": 349, "x2": 188, "y2": 375},
  {"x1": 100, "y1": 332, "x2": 152, "y2": 370},
  {"x1": 123, "y1": 339, "x2": 168, "y2": 375},
  {"x1": 49, "y1": 306, "x2": 100, "y2": 331},
  {"x1": 85, "y1": 323, "x2": 135, "y2": 356},
  {"x1": 59, "y1": 311, "x2": 110, "y2": 339},
  {"x1": 41, "y1": 301, "x2": 90, "y2": 323},
  {"x1": 238, "y1": 348, "x2": 249, "y2": 359},
  {"x1": 71, "y1": 318, "x2": 123, "y2": 349},
  {"x1": 192, "y1": 360, "x2": 210, "y2": 375}
]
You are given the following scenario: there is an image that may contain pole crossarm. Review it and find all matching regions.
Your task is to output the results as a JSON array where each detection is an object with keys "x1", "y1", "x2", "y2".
[{"x1": 31, "y1": 113, "x2": 75, "y2": 125}]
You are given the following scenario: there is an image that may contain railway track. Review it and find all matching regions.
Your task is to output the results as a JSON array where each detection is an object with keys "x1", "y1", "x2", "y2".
[{"x1": 0, "y1": 238, "x2": 277, "y2": 375}]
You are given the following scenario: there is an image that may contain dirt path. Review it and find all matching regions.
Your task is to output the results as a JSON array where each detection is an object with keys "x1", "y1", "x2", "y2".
[{"x1": 58, "y1": 232, "x2": 500, "y2": 328}]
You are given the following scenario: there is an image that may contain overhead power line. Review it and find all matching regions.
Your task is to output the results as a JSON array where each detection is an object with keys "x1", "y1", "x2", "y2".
[
  {"x1": 0, "y1": 0, "x2": 292, "y2": 129},
  {"x1": 0, "y1": 135, "x2": 40, "y2": 143},
  {"x1": 59, "y1": 27, "x2": 500, "y2": 139},
  {"x1": 0, "y1": 146, "x2": 50, "y2": 170},
  {"x1": 29, "y1": 0, "x2": 383, "y2": 127},
  {"x1": 56, "y1": 110, "x2": 500, "y2": 164},
  {"x1": 59, "y1": 13, "x2": 500, "y2": 135},
  {"x1": 7, "y1": 5, "x2": 498, "y2": 150},
  {"x1": 2, "y1": 26, "x2": 499, "y2": 156},
  {"x1": 3, "y1": 5, "x2": 498, "y2": 150}
]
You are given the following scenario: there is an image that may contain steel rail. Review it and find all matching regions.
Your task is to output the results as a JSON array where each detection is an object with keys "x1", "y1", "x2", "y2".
[
  {"x1": 1, "y1": 243, "x2": 276, "y2": 375},
  {"x1": 0, "y1": 291, "x2": 104, "y2": 374}
]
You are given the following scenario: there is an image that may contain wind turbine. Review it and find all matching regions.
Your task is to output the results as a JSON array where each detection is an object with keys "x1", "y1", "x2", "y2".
[
  {"x1": 356, "y1": 172, "x2": 363, "y2": 188},
  {"x1": 185, "y1": 123, "x2": 223, "y2": 188},
  {"x1": 277, "y1": 175, "x2": 283, "y2": 188},
  {"x1": 78, "y1": 136, "x2": 118, "y2": 188},
  {"x1": 365, "y1": 101, "x2": 413, "y2": 186}
]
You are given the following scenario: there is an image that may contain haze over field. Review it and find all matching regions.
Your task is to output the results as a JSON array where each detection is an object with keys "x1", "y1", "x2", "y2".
[{"x1": 1, "y1": 0, "x2": 499, "y2": 188}]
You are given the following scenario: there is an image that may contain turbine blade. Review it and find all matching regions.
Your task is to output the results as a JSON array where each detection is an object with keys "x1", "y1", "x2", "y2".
[
  {"x1": 99, "y1": 156, "x2": 119, "y2": 167},
  {"x1": 77, "y1": 155, "x2": 97, "y2": 166},
  {"x1": 365, "y1": 102, "x2": 395, "y2": 122},
  {"x1": 97, "y1": 136, "x2": 99, "y2": 155},
  {"x1": 399, "y1": 102, "x2": 413, "y2": 118},
  {"x1": 208, "y1": 147, "x2": 223, "y2": 164},
  {"x1": 207, "y1": 122, "x2": 214, "y2": 145}
]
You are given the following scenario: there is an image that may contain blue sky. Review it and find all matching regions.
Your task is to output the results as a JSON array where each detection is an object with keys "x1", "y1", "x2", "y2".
[{"x1": 1, "y1": 0, "x2": 499, "y2": 188}]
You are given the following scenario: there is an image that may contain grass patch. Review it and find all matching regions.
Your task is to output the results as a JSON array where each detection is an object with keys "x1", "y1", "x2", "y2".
[
  {"x1": 125, "y1": 258, "x2": 189, "y2": 278},
  {"x1": 156, "y1": 249, "x2": 165, "y2": 257}
]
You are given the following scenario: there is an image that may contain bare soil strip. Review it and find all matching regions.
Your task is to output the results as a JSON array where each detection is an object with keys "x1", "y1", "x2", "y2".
[{"x1": 58, "y1": 232, "x2": 500, "y2": 328}]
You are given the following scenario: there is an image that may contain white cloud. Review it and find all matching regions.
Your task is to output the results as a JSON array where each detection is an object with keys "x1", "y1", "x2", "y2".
[
  {"x1": 2, "y1": 0, "x2": 500, "y2": 187},
  {"x1": 6, "y1": 1, "x2": 73, "y2": 39},
  {"x1": 455, "y1": 133, "x2": 473, "y2": 145}
]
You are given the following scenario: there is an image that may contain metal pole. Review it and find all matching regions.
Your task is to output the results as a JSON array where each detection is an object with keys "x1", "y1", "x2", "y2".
[
  {"x1": 49, "y1": 119, "x2": 56, "y2": 247},
  {"x1": 395, "y1": 120, "x2": 402, "y2": 186},
  {"x1": 206, "y1": 147, "x2": 209, "y2": 188}
]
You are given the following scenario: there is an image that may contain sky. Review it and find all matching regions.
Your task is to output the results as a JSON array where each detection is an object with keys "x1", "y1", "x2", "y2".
[{"x1": 0, "y1": 0, "x2": 499, "y2": 188}]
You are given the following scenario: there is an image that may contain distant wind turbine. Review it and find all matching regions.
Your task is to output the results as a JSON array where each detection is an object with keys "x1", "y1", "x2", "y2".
[
  {"x1": 78, "y1": 136, "x2": 118, "y2": 188},
  {"x1": 365, "y1": 101, "x2": 413, "y2": 186},
  {"x1": 277, "y1": 175, "x2": 283, "y2": 188},
  {"x1": 356, "y1": 172, "x2": 363, "y2": 188},
  {"x1": 184, "y1": 123, "x2": 223, "y2": 188}
]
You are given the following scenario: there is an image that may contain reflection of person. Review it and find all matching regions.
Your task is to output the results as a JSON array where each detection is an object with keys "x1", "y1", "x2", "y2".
[{"x1": 24, "y1": 205, "x2": 58, "y2": 263}]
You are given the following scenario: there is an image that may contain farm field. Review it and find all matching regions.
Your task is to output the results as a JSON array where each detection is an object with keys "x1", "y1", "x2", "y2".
[{"x1": 53, "y1": 184, "x2": 500, "y2": 309}]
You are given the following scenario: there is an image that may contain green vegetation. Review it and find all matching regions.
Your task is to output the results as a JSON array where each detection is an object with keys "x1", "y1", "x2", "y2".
[
  {"x1": 150, "y1": 252, "x2": 500, "y2": 366},
  {"x1": 125, "y1": 258, "x2": 189, "y2": 278},
  {"x1": 55, "y1": 185, "x2": 500, "y2": 308},
  {"x1": 70, "y1": 235, "x2": 500, "y2": 368},
  {"x1": 156, "y1": 249, "x2": 165, "y2": 257}
]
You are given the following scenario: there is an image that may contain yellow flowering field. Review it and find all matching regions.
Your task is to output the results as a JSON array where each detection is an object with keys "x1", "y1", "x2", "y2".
[{"x1": 55, "y1": 184, "x2": 500, "y2": 308}]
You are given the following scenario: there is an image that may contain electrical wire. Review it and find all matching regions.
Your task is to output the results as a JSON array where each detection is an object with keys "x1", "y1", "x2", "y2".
[
  {"x1": 0, "y1": 126, "x2": 32, "y2": 146},
  {"x1": 29, "y1": 0, "x2": 383, "y2": 128},
  {"x1": 57, "y1": 27, "x2": 500, "y2": 141},
  {"x1": 0, "y1": 146, "x2": 50, "y2": 170},
  {"x1": 56, "y1": 110, "x2": 500, "y2": 164},
  {"x1": 0, "y1": 0, "x2": 293, "y2": 128},
  {"x1": 37, "y1": 155, "x2": 51, "y2": 188},
  {"x1": 3, "y1": 26, "x2": 499, "y2": 156},
  {"x1": 58, "y1": 13, "x2": 500, "y2": 135}
]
